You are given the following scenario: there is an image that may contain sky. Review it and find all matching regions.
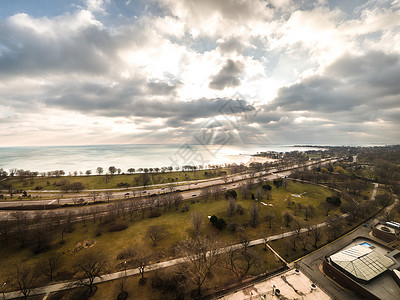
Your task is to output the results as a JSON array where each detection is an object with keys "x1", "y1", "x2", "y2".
[{"x1": 0, "y1": 0, "x2": 399, "y2": 147}]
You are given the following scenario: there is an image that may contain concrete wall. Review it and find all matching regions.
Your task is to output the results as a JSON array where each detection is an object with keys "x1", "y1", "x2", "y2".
[{"x1": 372, "y1": 227, "x2": 397, "y2": 243}]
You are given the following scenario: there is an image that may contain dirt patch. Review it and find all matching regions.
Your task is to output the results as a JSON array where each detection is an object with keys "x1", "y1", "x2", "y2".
[{"x1": 73, "y1": 239, "x2": 96, "y2": 252}]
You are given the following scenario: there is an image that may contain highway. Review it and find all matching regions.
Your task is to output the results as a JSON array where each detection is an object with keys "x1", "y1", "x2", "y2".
[{"x1": 0, "y1": 157, "x2": 339, "y2": 221}]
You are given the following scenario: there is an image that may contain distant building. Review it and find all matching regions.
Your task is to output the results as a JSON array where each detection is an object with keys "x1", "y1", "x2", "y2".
[
  {"x1": 372, "y1": 223, "x2": 399, "y2": 243},
  {"x1": 323, "y1": 237, "x2": 400, "y2": 300}
]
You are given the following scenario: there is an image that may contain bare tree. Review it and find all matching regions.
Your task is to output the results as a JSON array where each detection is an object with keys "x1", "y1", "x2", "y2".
[
  {"x1": 90, "y1": 207, "x2": 100, "y2": 224},
  {"x1": 74, "y1": 250, "x2": 109, "y2": 294},
  {"x1": 12, "y1": 211, "x2": 29, "y2": 248},
  {"x1": 104, "y1": 191, "x2": 113, "y2": 203},
  {"x1": 291, "y1": 219, "x2": 302, "y2": 238},
  {"x1": 341, "y1": 201, "x2": 360, "y2": 222},
  {"x1": 89, "y1": 191, "x2": 99, "y2": 203},
  {"x1": 236, "y1": 227, "x2": 250, "y2": 253},
  {"x1": 290, "y1": 235, "x2": 298, "y2": 251},
  {"x1": 240, "y1": 182, "x2": 250, "y2": 199},
  {"x1": 211, "y1": 185, "x2": 223, "y2": 200},
  {"x1": 304, "y1": 205, "x2": 314, "y2": 221},
  {"x1": 226, "y1": 198, "x2": 237, "y2": 217},
  {"x1": 264, "y1": 212, "x2": 274, "y2": 229},
  {"x1": 132, "y1": 246, "x2": 151, "y2": 283},
  {"x1": 127, "y1": 200, "x2": 138, "y2": 221},
  {"x1": 39, "y1": 254, "x2": 63, "y2": 281},
  {"x1": 249, "y1": 204, "x2": 260, "y2": 228},
  {"x1": 320, "y1": 201, "x2": 335, "y2": 216},
  {"x1": 145, "y1": 225, "x2": 169, "y2": 247},
  {"x1": 12, "y1": 265, "x2": 39, "y2": 300},
  {"x1": 310, "y1": 225, "x2": 323, "y2": 248},
  {"x1": 256, "y1": 187, "x2": 263, "y2": 202},
  {"x1": 177, "y1": 237, "x2": 220, "y2": 295},
  {"x1": 222, "y1": 247, "x2": 260, "y2": 282},
  {"x1": 173, "y1": 193, "x2": 183, "y2": 210},
  {"x1": 298, "y1": 234, "x2": 310, "y2": 251},
  {"x1": 190, "y1": 212, "x2": 203, "y2": 236},
  {"x1": 65, "y1": 210, "x2": 75, "y2": 233},
  {"x1": 200, "y1": 186, "x2": 212, "y2": 202},
  {"x1": 283, "y1": 211, "x2": 293, "y2": 227},
  {"x1": 0, "y1": 219, "x2": 10, "y2": 244},
  {"x1": 326, "y1": 217, "x2": 343, "y2": 240}
]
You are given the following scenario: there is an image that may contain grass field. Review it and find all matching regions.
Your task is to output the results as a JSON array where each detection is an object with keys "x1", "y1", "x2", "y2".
[
  {"x1": 4, "y1": 168, "x2": 230, "y2": 191},
  {"x1": 0, "y1": 180, "x2": 337, "y2": 293}
]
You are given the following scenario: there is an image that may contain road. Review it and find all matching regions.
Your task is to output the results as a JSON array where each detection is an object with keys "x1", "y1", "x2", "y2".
[
  {"x1": 1, "y1": 217, "x2": 338, "y2": 299},
  {"x1": 3, "y1": 182, "x2": 382, "y2": 300},
  {"x1": 0, "y1": 157, "x2": 338, "y2": 211},
  {"x1": 294, "y1": 183, "x2": 384, "y2": 300}
]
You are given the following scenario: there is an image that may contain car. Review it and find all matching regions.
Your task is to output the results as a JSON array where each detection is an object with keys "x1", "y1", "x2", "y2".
[
  {"x1": 124, "y1": 192, "x2": 129, "y2": 196},
  {"x1": 232, "y1": 184, "x2": 236, "y2": 186},
  {"x1": 223, "y1": 187, "x2": 226, "y2": 190},
  {"x1": 192, "y1": 194, "x2": 196, "y2": 197},
  {"x1": 194, "y1": 183, "x2": 197, "y2": 185},
  {"x1": 143, "y1": 191, "x2": 146, "y2": 193},
  {"x1": 161, "y1": 187, "x2": 165, "y2": 190}
]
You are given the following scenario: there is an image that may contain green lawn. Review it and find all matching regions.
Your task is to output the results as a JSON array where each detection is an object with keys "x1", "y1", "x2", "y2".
[
  {"x1": 4, "y1": 168, "x2": 230, "y2": 191},
  {"x1": 0, "y1": 181, "x2": 336, "y2": 292}
]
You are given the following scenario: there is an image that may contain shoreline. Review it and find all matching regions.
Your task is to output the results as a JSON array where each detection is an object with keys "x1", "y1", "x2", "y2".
[{"x1": 246, "y1": 156, "x2": 277, "y2": 166}]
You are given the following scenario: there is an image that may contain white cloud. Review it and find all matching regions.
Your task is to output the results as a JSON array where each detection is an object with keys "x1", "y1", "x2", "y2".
[{"x1": 0, "y1": 0, "x2": 399, "y2": 146}]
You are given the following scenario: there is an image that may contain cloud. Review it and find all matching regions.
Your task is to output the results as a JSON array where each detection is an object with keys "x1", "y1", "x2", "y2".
[
  {"x1": 261, "y1": 50, "x2": 400, "y2": 143},
  {"x1": 209, "y1": 59, "x2": 244, "y2": 90},
  {"x1": 146, "y1": 80, "x2": 182, "y2": 96},
  {"x1": 0, "y1": 0, "x2": 399, "y2": 146},
  {"x1": 0, "y1": 11, "x2": 113, "y2": 77}
]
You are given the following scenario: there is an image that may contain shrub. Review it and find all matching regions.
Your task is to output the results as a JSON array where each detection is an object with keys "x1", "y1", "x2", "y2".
[
  {"x1": 262, "y1": 184, "x2": 272, "y2": 191},
  {"x1": 228, "y1": 223, "x2": 238, "y2": 232},
  {"x1": 326, "y1": 196, "x2": 341, "y2": 206},
  {"x1": 117, "y1": 291, "x2": 128, "y2": 300},
  {"x1": 108, "y1": 223, "x2": 128, "y2": 232},
  {"x1": 210, "y1": 215, "x2": 218, "y2": 224},
  {"x1": 210, "y1": 215, "x2": 226, "y2": 230},
  {"x1": 148, "y1": 211, "x2": 161, "y2": 218},
  {"x1": 117, "y1": 247, "x2": 136, "y2": 260},
  {"x1": 236, "y1": 204, "x2": 244, "y2": 215},
  {"x1": 216, "y1": 218, "x2": 227, "y2": 230},
  {"x1": 181, "y1": 204, "x2": 190, "y2": 212},
  {"x1": 225, "y1": 190, "x2": 237, "y2": 200}
]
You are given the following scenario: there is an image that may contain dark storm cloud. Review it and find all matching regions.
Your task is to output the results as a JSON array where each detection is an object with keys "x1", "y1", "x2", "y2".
[
  {"x1": 209, "y1": 59, "x2": 244, "y2": 90},
  {"x1": 44, "y1": 78, "x2": 255, "y2": 121}
]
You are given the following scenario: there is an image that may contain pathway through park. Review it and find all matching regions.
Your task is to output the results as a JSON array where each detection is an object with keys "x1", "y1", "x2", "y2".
[{"x1": 4, "y1": 182, "x2": 381, "y2": 299}]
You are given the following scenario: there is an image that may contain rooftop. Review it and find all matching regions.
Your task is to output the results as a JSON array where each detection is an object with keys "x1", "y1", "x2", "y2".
[
  {"x1": 328, "y1": 237, "x2": 400, "y2": 300},
  {"x1": 330, "y1": 244, "x2": 394, "y2": 282},
  {"x1": 220, "y1": 269, "x2": 331, "y2": 300}
]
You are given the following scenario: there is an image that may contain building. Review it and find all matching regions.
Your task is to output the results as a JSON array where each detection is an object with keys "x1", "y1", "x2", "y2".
[{"x1": 323, "y1": 237, "x2": 400, "y2": 300}]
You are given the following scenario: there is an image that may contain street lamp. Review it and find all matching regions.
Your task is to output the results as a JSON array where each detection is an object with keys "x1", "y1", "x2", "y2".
[{"x1": 124, "y1": 261, "x2": 127, "y2": 277}]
